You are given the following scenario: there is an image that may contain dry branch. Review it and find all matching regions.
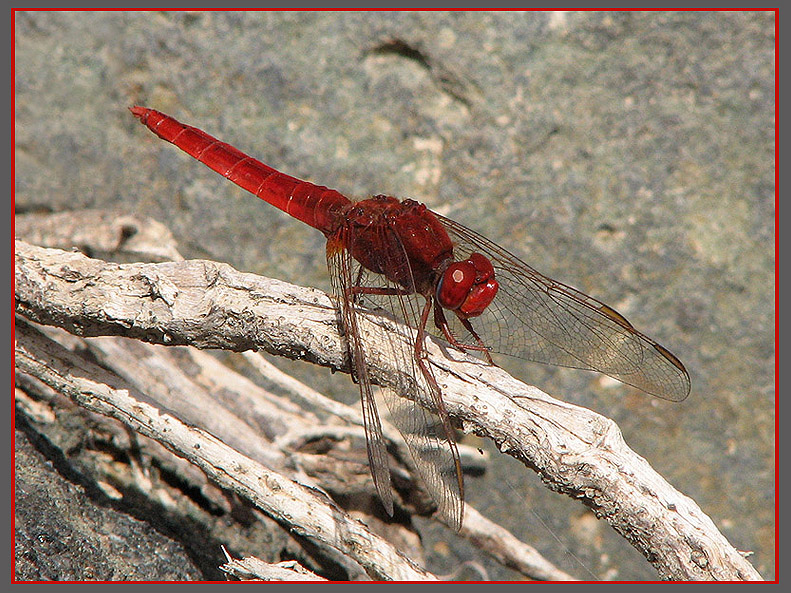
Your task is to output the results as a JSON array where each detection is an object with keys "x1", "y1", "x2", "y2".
[
  {"x1": 14, "y1": 239, "x2": 762, "y2": 580},
  {"x1": 15, "y1": 209, "x2": 184, "y2": 263},
  {"x1": 14, "y1": 231, "x2": 573, "y2": 581},
  {"x1": 15, "y1": 318, "x2": 433, "y2": 581}
]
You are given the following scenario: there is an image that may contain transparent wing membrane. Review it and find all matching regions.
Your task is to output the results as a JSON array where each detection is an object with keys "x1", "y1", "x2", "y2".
[
  {"x1": 327, "y1": 230, "x2": 464, "y2": 530},
  {"x1": 436, "y1": 214, "x2": 690, "y2": 402}
]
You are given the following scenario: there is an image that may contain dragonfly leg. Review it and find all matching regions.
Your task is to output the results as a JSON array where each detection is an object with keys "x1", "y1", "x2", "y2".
[
  {"x1": 433, "y1": 305, "x2": 495, "y2": 365},
  {"x1": 349, "y1": 266, "x2": 368, "y2": 305},
  {"x1": 414, "y1": 298, "x2": 466, "y2": 506},
  {"x1": 457, "y1": 316, "x2": 496, "y2": 365}
]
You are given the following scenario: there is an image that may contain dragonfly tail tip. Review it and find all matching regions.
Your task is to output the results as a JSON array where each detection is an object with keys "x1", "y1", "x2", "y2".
[{"x1": 129, "y1": 105, "x2": 148, "y2": 120}]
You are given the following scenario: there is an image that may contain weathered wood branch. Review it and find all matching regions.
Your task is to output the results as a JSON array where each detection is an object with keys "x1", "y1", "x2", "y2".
[
  {"x1": 14, "y1": 232, "x2": 574, "y2": 581},
  {"x1": 15, "y1": 209, "x2": 184, "y2": 263},
  {"x1": 14, "y1": 239, "x2": 762, "y2": 580},
  {"x1": 15, "y1": 318, "x2": 432, "y2": 581}
]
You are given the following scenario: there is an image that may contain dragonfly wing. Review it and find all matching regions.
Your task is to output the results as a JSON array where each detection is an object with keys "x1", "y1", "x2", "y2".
[
  {"x1": 329, "y1": 228, "x2": 464, "y2": 530},
  {"x1": 327, "y1": 237, "x2": 393, "y2": 516},
  {"x1": 436, "y1": 214, "x2": 691, "y2": 402},
  {"x1": 361, "y1": 273, "x2": 464, "y2": 531}
]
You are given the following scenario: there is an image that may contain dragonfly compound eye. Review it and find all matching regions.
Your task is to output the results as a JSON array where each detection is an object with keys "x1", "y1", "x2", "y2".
[
  {"x1": 436, "y1": 261, "x2": 476, "y2": 310},
  {"x1": 436, "y1": 255, "x2": 499, "y2": 317}
]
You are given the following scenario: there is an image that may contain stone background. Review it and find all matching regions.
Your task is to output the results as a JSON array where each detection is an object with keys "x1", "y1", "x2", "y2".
[{"x1": 15, "y1": 11, "x2": 775, "y2": 580}]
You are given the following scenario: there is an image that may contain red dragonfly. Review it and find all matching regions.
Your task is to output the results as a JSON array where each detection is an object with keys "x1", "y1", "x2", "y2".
[{"x1": 131, "y1": 106, "x2": 690, "y2": 530}]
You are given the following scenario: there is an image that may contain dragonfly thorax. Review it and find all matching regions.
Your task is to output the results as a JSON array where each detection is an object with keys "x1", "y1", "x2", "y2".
[{"x1": 344, "y1": 195, "x2": 455, "y2": 295}]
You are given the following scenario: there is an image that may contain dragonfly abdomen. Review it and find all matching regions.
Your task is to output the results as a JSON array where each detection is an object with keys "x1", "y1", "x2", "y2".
[{"x1": 130, "y1": 106, "x2": 351, "y2": 235}]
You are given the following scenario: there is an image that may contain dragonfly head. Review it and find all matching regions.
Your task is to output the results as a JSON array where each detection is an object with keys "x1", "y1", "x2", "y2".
[{"x1": 436, "y1": 253, "x2": 499, "y2": 318}]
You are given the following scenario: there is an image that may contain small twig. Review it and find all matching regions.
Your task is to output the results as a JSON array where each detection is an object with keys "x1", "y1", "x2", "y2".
[
  {"x1": 241, "y1": 351, "x2": 362, "y2": 426},
  {"x1": 220, "y1": 553, "x2": 327, "y2": 582}
]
